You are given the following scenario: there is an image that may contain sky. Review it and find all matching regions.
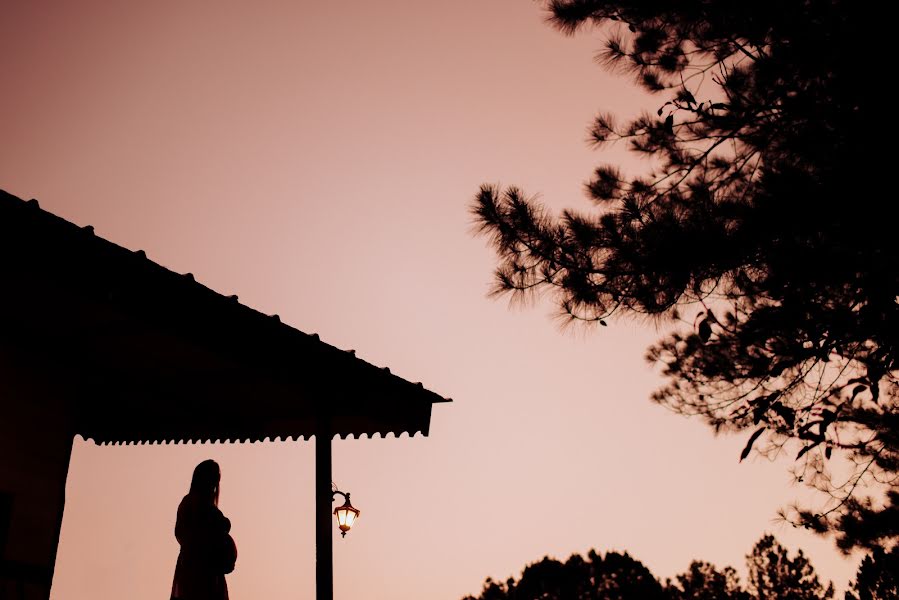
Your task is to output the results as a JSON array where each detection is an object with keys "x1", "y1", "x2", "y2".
[{"x1": 0, "y1": 1, "x2": 862, "y2": 598}]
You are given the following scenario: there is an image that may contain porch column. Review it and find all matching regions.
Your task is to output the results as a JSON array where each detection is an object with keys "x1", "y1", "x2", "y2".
[{"x1": 315, "y1": 427, "x2": 333, "y2": 600}]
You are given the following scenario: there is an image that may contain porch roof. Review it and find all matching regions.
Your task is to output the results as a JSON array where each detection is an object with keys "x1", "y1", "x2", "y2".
[{"x1": 0, "y1": 189, "x2": 450, "y2": 444}]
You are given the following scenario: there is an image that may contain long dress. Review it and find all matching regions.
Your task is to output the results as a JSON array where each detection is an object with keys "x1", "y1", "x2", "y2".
[{"x1": 170, "y1": 494, "x2": 231, "y2": 600}]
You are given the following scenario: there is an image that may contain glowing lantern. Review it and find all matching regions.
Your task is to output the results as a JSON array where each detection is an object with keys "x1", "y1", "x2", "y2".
[{"x1": 332, "y1": 491, "x2": 360, "y2": 538}]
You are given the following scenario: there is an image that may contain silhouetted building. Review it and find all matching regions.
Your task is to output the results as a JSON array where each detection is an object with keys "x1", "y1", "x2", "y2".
[{"x1": 0, "y1": 189, "x2": 449, "y2": 600}]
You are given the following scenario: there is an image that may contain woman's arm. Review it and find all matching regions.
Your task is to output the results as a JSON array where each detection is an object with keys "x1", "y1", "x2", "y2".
[{"x1": 213, "y1": 508, "x2": 231, "y2": 534}]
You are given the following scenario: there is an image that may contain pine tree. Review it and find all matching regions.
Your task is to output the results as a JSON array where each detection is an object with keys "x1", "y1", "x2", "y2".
[
  {"x1": 666, "y1": 561, "x2": 749, "y2": 600},
  {"x1": 746, "y1": 535, "x2": 834, "y2": 600},
  {"x1": 845, "y1": 546, "x2": 899, "y2": 600},
  {"x1": 472, "y1": 0, "x2": 894, "y2": 550}
]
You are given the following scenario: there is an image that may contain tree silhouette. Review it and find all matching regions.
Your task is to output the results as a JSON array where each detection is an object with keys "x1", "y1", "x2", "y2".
[
  {"x1": 463, "y1": 577, "x2": 512, "y2": 600},
  {"x1": 472, "y1": 1, "x2": 893, "y2": 550},
  {"x1": 666, "y1": 561, "x2": 749, "y2": 600},
  {"x1": 845, "y1": 546, "x2": 899, "y2": 600},
  {"x1": 519, "y1": 554, "x2": 595, "y2": 599},
  {"x1": 461, "y1": 535, "x2": 839, "y2": 599},
  {"x1": 746, "y1": 535, "x2": 833, "y2": 600},
  {"x1": 589, "y1": 550, "x2": 667, "y2": 599},
  {"x1": 462, "y1": 549, "x2": 665, "y2": 600}
]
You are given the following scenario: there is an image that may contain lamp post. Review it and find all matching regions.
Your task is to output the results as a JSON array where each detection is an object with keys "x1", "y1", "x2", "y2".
[
  {"x1": 315, "y1": 428, "x2": 333, "y2": 600},
  {"x1": 315, "y1": 428, "x2": 362, "y2": 600}
]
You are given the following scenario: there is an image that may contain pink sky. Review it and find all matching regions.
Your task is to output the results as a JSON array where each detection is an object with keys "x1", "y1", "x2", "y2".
[{"x1": 0, "y1": 1, "x2": 861, "y2": 598}]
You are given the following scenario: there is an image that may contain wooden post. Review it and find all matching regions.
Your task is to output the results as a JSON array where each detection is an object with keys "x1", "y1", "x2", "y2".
[{"x1": 315, "y1": 428, "x2": 333, "y2": 600}]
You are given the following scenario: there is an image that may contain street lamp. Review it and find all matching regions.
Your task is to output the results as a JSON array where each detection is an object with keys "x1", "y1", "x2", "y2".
[{"x1": 332, "y1": 489, "x2": 360, "y2": 537}]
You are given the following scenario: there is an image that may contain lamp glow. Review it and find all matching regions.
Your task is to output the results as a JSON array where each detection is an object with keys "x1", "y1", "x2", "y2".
[{"x1": 332, "y1": 491, "x2": 360, "y2": 538}]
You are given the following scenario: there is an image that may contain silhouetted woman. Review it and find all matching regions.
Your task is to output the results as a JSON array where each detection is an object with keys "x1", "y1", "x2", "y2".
[{"x1": 171, "y1": 460, "x2": 233, "y2": 600}]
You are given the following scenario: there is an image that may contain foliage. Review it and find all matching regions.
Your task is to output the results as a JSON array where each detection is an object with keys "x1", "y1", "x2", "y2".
[
  {"x1": 667, "y1": 561, "x2": 749, "y2": 600},
  {"x1": 461, "y1": 535, "x2": 835, "y2": 600},
  {"x1": 845, "y1": 546, "x2": 899, "y2": 600},
  {"x1": 746, "y1": 534, "x2": 834, "y2": 600},
  {"x1": 472, "y1": 0, "x2": 894, "y2": 550},
  {"x1": 462, "y1": 549, "x2": 666, "y2": 600}
]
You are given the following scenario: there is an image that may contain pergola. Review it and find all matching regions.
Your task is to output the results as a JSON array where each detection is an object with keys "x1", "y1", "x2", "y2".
[{"x1": 0, "y1": 189, "x2": 449, "y2": 600}]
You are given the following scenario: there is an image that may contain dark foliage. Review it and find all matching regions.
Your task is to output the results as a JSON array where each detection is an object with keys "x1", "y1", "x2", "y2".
[
  {"x1": 461, "y1": 535, "x2": 834, "y2": 600},
  {"x1": 746, "y1": 535, "x2": 833, "y2": 600},
  {"x1": 845, "y1": 546, "x2": 899, "y2": 600},
  {"x1": 667, "y1": 561, "x2": 750, "y2": 600},
  {"x1": 461, "y1": 549, "x2": 666, "y2": 600},
  {"x1": 472, "y1": 0, "x2": 894, "y2": 550}
]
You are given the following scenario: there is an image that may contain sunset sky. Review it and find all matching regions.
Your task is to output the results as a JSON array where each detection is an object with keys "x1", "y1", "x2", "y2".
[{"x1": 0, "y1": 1, "x2": 862, "y2": 598}]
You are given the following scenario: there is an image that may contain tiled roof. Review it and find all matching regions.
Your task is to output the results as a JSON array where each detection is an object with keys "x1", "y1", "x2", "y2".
[{"x1": 0, "y1": 189, "x2": 449, "y2": 443}]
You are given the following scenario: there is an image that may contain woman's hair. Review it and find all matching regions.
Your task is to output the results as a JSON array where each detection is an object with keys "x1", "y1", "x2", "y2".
[{"x1": 189, "y1": 459, "x2": 221, "y2": 506}]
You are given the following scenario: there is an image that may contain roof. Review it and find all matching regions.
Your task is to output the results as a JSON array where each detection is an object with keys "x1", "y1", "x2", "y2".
[{"x1": 0, "y1": 189, "x2": 450, "y2": 444}]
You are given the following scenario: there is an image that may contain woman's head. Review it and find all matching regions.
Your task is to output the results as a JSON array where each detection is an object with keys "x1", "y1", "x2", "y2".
[{"x1": 189, "y1": 459, "x2": 221, "y2": 506}]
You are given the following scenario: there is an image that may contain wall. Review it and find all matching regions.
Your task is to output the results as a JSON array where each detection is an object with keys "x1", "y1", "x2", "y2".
[{"x1": 0, "y1": 347, "x2": 74, "y2": 600}]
